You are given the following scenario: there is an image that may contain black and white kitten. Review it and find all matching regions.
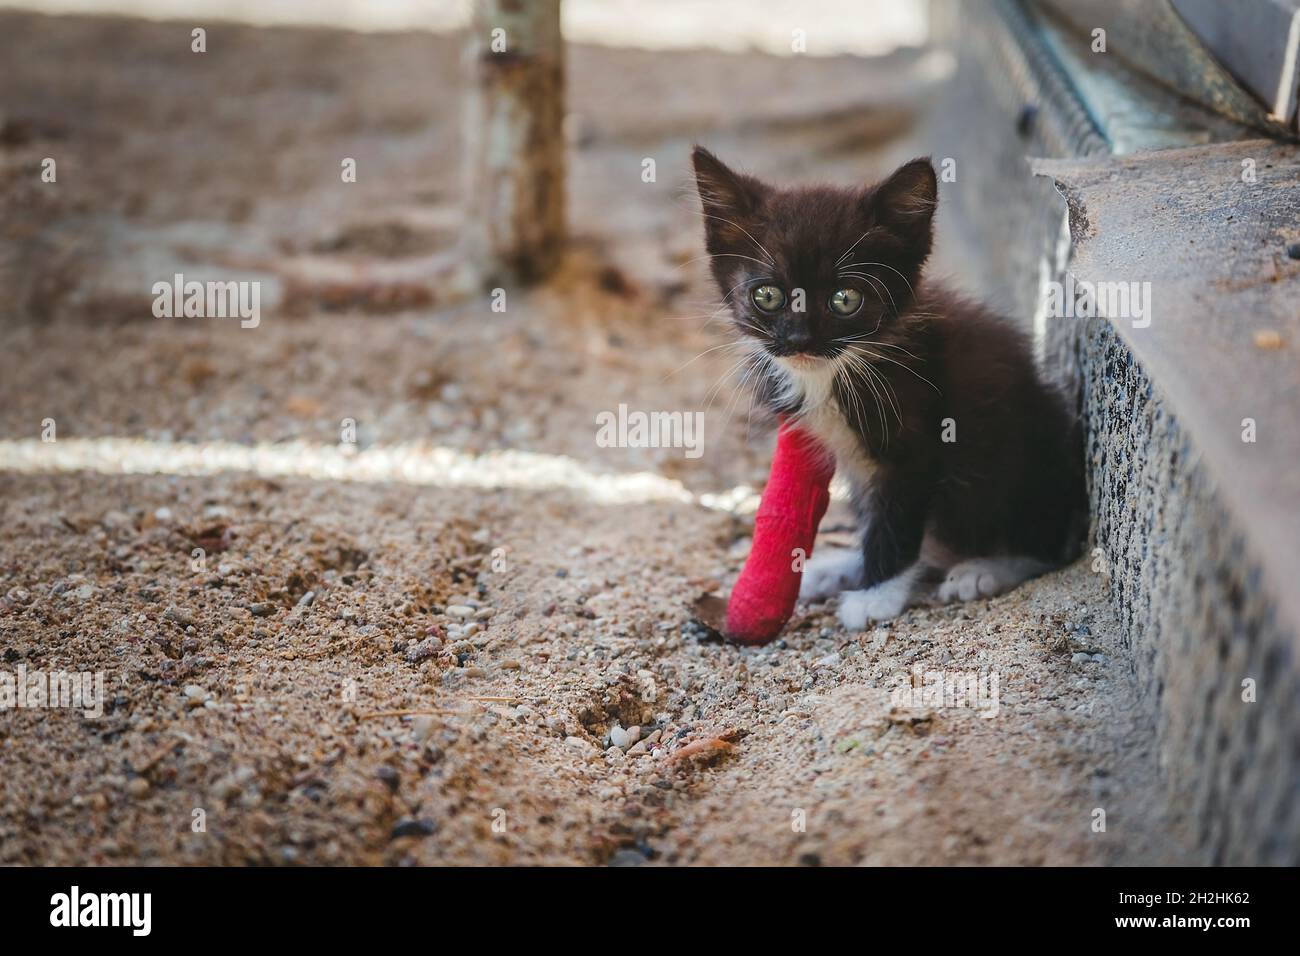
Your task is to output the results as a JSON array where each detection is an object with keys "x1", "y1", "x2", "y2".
[{"x1": 692, "y1": 147, "x2": 1085, "y2": 627}]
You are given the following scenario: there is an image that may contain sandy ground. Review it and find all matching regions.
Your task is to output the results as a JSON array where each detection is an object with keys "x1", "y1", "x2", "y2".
[{"x1": 0, "y1": 12, "x2": 1190, "y2": 865}]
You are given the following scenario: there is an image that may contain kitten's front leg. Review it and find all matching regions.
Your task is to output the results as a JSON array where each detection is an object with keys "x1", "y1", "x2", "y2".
[
  {"x1": 798, "y1": 548, "x2": 864, "y2": 601},
  {"x1": 838, "y1": 473, "x2": 929, "y2": 628}
]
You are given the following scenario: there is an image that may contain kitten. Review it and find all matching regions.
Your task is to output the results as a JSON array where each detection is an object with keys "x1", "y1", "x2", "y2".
[{"x1": 692, "y1": 147, "x2": 1085, "y2": 627}]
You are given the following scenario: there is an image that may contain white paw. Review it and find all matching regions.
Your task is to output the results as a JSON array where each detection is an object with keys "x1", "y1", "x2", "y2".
[
  {"x1": 838, "y1": 583, "x2": 909, "y2": 628},
  {"x1": 799, "y1": 548, "x2": 864, "y2": 601},
  {"x1": 938, "y1": 557, "x2": 1048, "y2": 603},
  {"x1": 938, "y1": 565, "x2": 999, "y2": 602}
]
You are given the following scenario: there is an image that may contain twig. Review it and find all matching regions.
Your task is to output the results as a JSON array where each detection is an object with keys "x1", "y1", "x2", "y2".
[
  {"x1": 663, "y1": 735, "x2": 735, "y2": 766},
  {"x1": 358, "y1": 708, "x2": 460, "y2": 720},
  {"x1": 134, "y1": 739, "x2": 183, "y2": 774}
]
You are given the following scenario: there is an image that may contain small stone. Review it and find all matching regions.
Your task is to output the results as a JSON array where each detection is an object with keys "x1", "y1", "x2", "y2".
[
  {"x1": 498, "y1": 659, "x2": 522, "y2": 670},
  {"x1": 72, "y1": 584, "x2": 95, "y2": 600},
  {"x1": 565, "y1": 735, "x2": 594, "y2": 752},
  {"x1": 182, "y1": 684, "x2": 206, "y2": 699},
  {"x1": 296, "y1": 591, "x2": 316, "y2": 607},
  {"x1": 446, "y1": 605, "x2": 475, "y2": 618},
  {"x1": 609, "y1": 725, "x2": 632, "y2": 749},
  {"x1": 390, "y1": 818, "x2": 437, "y2": 839},
  {"x1": 127, "y1": 778, "x2": 150, "y2": 797},
  {"x1": 247, "y1": 602, "x2": 276, "y2": 618},
  {"x1": 375, "y1": 766, "x2": 400, "y2": 793},
  {"x1": 1254, "y1": 329, "x2": 1284, "y2": 350},
  {"x1": 608, "y1": 848, "x2": 649, "y2": 867},
  {"x1": 405, "y1": 637, "x2": 441, "y2": 663},
  {"x1": 1070, "y1": 652, "x2": 1091, "y2": 666},
  {"x1": 164, "y1": 605, "x2": 194, "y2": 628}
]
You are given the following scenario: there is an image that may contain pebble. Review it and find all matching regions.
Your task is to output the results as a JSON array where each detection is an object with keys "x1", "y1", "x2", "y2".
[
  {"x1": 405, "y1": 637, "x2": 441, "y2": 663},
  {"x1": 247, "y1": 602, "x2": 276, "y2": 618},
  {"x1": 163, "y1": 606, "x2": 194, "y2": 628},
  {"x1": 1070, "y1": 652, "x2": 1092, "y2": 666},
  {"x1": 374, "y1": 767, "x2": 400, "y2": 793},
  {"x1": 608, "y1": 848, "x2": 649, "y2": 867},
  {"x1": 390, "y1": 818, "x2": 437, "y2": 839},
  {"x1": 296, "y1": 591, "x2": 316, "y2": 607},
  {"x1": 498, "y1": 659, "x2": 522, "y2": 670},
  {"x1": 446, "y1": 605, "x2": 475, "y2": 618},
  {"x1": 565, "y1": 735, "x2": 594, "y2": 752},
  {"x1": 127, "y1": 778, "x2": 151, "y2": 797},
  {"x1": 609, "y1": 725, "x2": 635, "y2": 749},
  {"x1": 72, "y1": 584, "x2": 95, "y2": 600}
]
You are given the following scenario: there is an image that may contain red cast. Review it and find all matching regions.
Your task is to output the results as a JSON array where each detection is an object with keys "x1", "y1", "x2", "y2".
[{"x1": 725, "y1": 422, "x2": 835, "y2": 645}]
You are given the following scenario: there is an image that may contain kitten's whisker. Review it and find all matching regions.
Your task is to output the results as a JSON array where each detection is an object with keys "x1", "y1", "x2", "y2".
[
  {"x1": 835, "y1": 229, "x2": 877, "y2": 267},
  {"x1": 672, "y1": 252, "x2": 774, "y2": 273},
  {"x1": 721, "y1": 352, "x2": 766, "y2": 433},
  {"x1": 857, "y1": 356, "x2": 903, "y2": 439},
  {"x1": 840, "y1": 261, "x2": 917, "y2": 299},
  {"x1": 834, "y1": 357, "x2": 873, "y2": 443},
  {"x1": 696, "y1": 212, "x2": 777, "y2": 266},
  {"x1": 704, "y1": 350, "x2": 764, "y2": 415},
  {"x1": 838, "y1": 271, "x2": 899, "y2": 316},
  {"x1": 702, "y1": 354, "x2": 750, "y2": 411},
  {"x1": 848, "y1": 345, "x2": 942, "y2": 395},
  {"x1": 832, "y1": 335, "x2": 926, "y2": 364},
  {"x1": 660, "y1": 340, "x2": 749, "y2": 383},
  {"x1": 841, "y1": 345, "x2": 900, "y2": 434},
  {"x1": 842, "y1": 348, "x2": 894, "y2": 447}
]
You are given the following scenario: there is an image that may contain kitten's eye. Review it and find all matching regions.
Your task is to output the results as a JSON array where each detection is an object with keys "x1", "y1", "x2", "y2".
[
  {"x1": 751, "y1": 285, "x2": 786, "y2": 313},
  {"x1": 829, "y1": 288, "x2": 864, "y2": 316}
]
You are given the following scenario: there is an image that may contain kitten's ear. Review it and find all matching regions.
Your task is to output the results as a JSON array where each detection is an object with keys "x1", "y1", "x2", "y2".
[
  {"x1": 867, "y1": 158, "x2": 938, "y2": 248},
  {"x1": 692, "y1": 146, "x2": 769, "y2": 254}
]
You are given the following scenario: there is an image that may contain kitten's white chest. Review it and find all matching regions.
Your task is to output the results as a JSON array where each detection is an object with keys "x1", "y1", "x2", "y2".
[
  {"x1": 804, "y1": 401, "x2": 877, "y2": 493},
  {"x1": 777, "y1": 361, "x2": 878, "y2": 493}
]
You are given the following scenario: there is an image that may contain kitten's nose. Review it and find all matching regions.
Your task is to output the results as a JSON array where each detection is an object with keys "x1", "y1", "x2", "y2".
[{"x1": 782, "y1": 329, "x2": 813, "y2": 354}]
